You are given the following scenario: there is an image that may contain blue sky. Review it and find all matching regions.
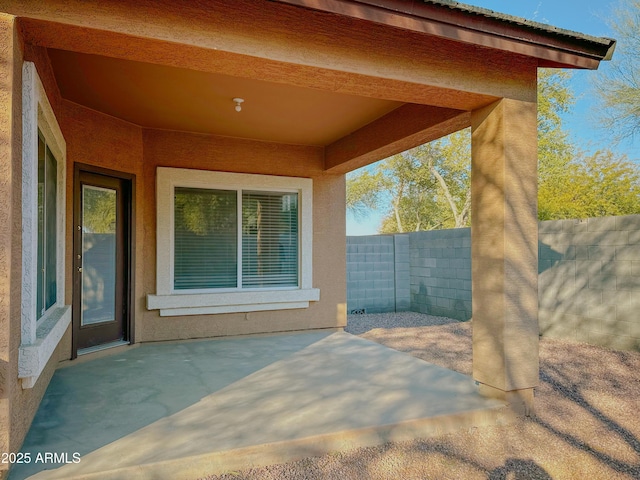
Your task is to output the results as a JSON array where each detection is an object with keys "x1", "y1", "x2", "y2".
[{"x1": 347, "y1": 0, "x2": 638, "y2": 235}]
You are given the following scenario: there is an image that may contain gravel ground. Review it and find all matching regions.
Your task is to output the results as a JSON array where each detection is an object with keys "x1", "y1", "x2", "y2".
[{"x1": 203, "y1": 312, "x2": 640, "y2": 480}]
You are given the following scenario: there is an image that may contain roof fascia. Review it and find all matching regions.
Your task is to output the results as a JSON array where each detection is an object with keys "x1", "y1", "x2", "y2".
[{"x1": 270, "y1": 0, "x2": 616, "y2": 69}]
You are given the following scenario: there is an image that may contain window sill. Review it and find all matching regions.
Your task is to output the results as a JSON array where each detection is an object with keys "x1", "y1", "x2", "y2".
[
  {"x1": 147, "y1": 288, "x2": 320, "y2": 317},
  {"x1": 19, "y1": 305, "x2": 71, "y2": 389}
]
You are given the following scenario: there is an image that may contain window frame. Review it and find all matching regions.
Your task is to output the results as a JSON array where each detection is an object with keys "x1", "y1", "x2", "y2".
[
  {"x1": 147, "y1": 167, "x2": 319, "y2": 316},
  {"x1": 19, "y1": 62, "x2": 70, "y2": 388}
]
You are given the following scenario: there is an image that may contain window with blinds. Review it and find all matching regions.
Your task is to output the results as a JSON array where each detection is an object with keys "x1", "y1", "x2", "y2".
[
  {"x1": 242, "y1": 191, "x2": 298, "y2": 288},
  {"x1": 173, "y1": 187, "x2": 299, "y2": 291}
]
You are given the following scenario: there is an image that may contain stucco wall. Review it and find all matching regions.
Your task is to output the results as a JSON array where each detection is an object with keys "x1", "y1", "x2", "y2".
[
  {"x1": 1, "y1": 31, "x2": 77, "y2": 469},
  {"x1": 139, "y1": 130, "x2": 346, "y2": 341},
  {"x1": 8, "y1": 39, "x2": 71, "y2": 459},
  {"x1": 5, "y1": 39, "x2": 348, "y2": 467},
  {"x1": 61, "y1": 96, "x2": 145, "y2": 347},
  {"x1": 60, "y1": 94, "x2": 347, "y2": 344},
  {"x1": 347, "y1": 215, "x2": 640, "y2": 351},
  {"x1": 0, "y1": 13, "x2": 20, "y2": 469}
]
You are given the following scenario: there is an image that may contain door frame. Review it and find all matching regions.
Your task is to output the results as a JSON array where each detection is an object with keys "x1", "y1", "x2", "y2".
[{"x1": 72, "y1": 163, "x2": 136, "y2": 359}]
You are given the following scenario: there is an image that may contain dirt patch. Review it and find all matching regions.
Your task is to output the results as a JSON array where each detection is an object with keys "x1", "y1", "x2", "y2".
[{"x1": 203, "y1": 313, "x2": 640, "y2": 480}]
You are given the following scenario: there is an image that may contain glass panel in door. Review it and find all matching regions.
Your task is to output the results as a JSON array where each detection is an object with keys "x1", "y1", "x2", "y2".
[{"x1": 81, "y1": 185, "x2": 117, "y2": 326}]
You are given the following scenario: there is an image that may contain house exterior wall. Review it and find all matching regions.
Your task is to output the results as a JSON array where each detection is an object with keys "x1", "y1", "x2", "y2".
[
  {"x1": 0, "y1": 13, "x2": 21, "y2": 468},
  {"x1": 56, "y1": 82, "x2": 348, "y2": 346},
  {"x1": 139, "y1": 129, "x2": 346, "y2": 341},
  {"x1": 0, "y1": 20, "x2": 75, "y2": 470},
  {"x1": 2, "y1": 41, "x2": 70, "y2": 462},
  {"x1": 51, "y1": 86, "x2": 347, "y2": 345},
  {"x1": 3, "y1": 38, "x2": 348, "y2": 469},
  {"x1": 0, "y1": 0, "x2": 611, "y2": 468},
  {"x1": 60, "y1": 99, "x2": 145, "y2": 346}
]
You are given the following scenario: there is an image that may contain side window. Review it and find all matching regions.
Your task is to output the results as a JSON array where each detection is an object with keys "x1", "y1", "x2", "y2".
[
  {"x1": 19, "y1": 61, "x2": 70, "y2": 389},
  {"x1": 37, "y1": 131, "x2": 58, "y2": 319}
]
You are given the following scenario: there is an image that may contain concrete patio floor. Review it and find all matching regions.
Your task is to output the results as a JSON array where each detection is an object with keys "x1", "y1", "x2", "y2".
[{"x1": 11, "y1": 331, "x2": 513, "y2": 480}]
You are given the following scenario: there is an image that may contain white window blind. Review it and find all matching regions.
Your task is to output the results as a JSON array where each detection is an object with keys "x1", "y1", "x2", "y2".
[
  {"x1": 174, "y1": 187, "x2": 237, "y2": 290},
  {"x1": 173, "y1": 187, "x2": 299, "y2": 291},
  {"x1": 242, "y1": 191, "x2": 298, "y2": 288}
]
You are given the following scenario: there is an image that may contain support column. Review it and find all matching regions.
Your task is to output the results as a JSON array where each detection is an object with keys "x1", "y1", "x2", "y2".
[{"x1": 470, "y1": 98, "x2": 539, "y2": 415}]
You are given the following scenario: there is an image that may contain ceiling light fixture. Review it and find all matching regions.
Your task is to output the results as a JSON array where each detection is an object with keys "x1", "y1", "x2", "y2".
[{"x1": 233, "y1": 97, "x2": 244, "y2": 112}]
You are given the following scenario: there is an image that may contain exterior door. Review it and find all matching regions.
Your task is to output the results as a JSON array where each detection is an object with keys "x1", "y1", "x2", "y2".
[{"x1": 73, "y1": 167, "x2": 133, "y2": 355}]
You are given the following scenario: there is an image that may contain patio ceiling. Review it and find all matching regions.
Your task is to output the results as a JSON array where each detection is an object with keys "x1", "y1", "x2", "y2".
[
  {"x1": 47, "y1": 48, "x2": 403, "y2": 146},
  {"x1": 12, "y1": 0, "x2": 613, "y2": 171}
]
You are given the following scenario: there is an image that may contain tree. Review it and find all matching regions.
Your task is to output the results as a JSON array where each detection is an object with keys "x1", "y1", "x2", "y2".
[
  {"x1": 347, "y1": 129, "x2": 470, "y2": 233},
  {"x1": 537, "y1": 69, "x2": 579, "y2": 219},
  {"x1": 348, "y1": 70, "x2": 573, "y2": 232},
  {"x1": 537, "y1": 69, "x2": 575, "y2": 188},
  {"x1": 592, "y1": 0, "x2": 640, "y2": 142},
  {"x1": 539, "y1": 149, "x2": 640, "y2": 219},
  {"x1": 348, "y1": 68, "x2": 640, "y2": 231},
  {"x1": 82, "y1": 187, "x2": 116, "y2": 233}
]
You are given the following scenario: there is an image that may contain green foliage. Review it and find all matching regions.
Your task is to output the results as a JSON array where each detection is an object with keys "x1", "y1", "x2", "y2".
[
  {"x1": 539, "y1": 64, "x2": 640, "y2": 219},
  {"x1": 539, "y1": 150, "x2": 640, "y2": 220},
  {"x1": 347, "y1": 130, "x2": 470, "y2": 233},
  {"x1": 592, "y1": 0, "x2": 640, "y2": 142},
  {"x1": 174, "y1": 188, "x2": 236, "y2": 235},
  {"x1": 83, "y1": 187, "x2": 116, "y2": 234},
  {"x1": 347, "y1": 67, "x2": 640, "y2": 232},
  {"x1": 346, "y1": 169, "x2": 386, "y2": 220},
  {"x1": 537, "y1": 69, "x2": 575, "y2": 186}
]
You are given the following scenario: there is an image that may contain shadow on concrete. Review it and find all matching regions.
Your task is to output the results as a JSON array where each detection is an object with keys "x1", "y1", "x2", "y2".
[
  {"x1": 10, "y1": 331, "x2": 507, "y2": 479},
  {"x1": 11, "y1": 332, "x2": 326, "y2": 479}
]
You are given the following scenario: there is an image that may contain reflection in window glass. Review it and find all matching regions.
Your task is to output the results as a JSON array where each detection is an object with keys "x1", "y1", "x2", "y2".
[{"x1": 37, "y1": 131, "x2": 57, "y2": 319}]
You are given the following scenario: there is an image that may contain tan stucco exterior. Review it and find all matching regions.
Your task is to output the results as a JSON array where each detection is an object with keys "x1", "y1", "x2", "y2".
[
  {"x1": 471, "y1": 98, "x2": 540, "y2": 413},
  {"x1": 0, "y1": 0, "x2": 614, "y2": 476},
  {"x1": 139, "y1": 129, "x2": 346, "y2": 341},
  {"x1": 0, "y1": 12, "x2": 20, "y2": 459}
]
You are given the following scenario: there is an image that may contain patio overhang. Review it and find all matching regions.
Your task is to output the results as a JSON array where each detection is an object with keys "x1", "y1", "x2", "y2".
[
  {"x1": 0, "y1": 1, "x2": 617, "y2": 475},
  {"x1": 9, "y1": 0, "x2": 613, "y2": 175}
]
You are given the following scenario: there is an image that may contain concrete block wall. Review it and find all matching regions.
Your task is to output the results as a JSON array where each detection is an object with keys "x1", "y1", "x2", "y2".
[
  {"x1": 538, "y1": 215, "x2": 640, "y2": 351},
  {"x1": 347, "y1": 214, "x2": 640, "y2": 351},
  {"x1": 394, "y1": 234, "x2": 411, "y2": 311},
  {"x1": 346, "y1": 235, "x2": 409, "y2": 313},
  {"x1": 409, "y1": 228, "x2": 472, "y2": 320}
]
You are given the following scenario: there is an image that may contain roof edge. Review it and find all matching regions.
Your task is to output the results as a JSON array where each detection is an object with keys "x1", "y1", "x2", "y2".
[
  {"x1": 270, "y1": 0, "x2": 616, "y2": 68},
  {"x1": 420, "y1": 0, "x2": 616, "y2": 62}
]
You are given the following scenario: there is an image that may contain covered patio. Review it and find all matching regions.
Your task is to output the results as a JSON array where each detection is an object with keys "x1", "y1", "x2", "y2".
[
  {"x1": 0, "y1": 1, "x2": 616, "y2": 478},
  {"x1": 12, "y1": 331, "x2": 510, "y2": 479}
]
